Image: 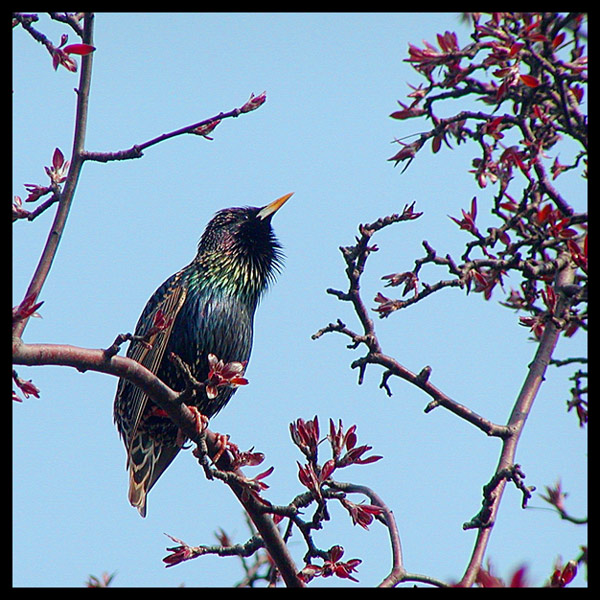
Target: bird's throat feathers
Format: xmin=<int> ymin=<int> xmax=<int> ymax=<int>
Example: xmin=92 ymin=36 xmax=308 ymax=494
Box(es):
xmin=191 ymin=247 xmax=281 ymax=305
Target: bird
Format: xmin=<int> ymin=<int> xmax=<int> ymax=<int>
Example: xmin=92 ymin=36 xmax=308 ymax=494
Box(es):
xmin=114 ymin=192 xmax=293 ymax=517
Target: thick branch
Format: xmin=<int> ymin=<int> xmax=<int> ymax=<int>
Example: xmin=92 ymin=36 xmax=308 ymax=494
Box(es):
xmin=458 ymin=257 xmax=577 ymax=587
xmin=12 ymin=13 xmax=95 ymax=341
xmin=12 ymin=338 xmax=303 ymax=587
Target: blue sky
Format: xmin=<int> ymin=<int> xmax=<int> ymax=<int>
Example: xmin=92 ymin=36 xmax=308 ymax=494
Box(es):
xmin=13 ymin=13 xmax=587 ymax=587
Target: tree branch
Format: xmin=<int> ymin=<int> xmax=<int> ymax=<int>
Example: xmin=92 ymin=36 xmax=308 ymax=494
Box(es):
xmin=458 ymin=257 xmax=577 ymax=587
xmin=314 ymin=213 xmax=510 ymax=439
xmin=12 ymin=13 xmax=95 ymax=341
xmin=80 ymin=92 xmax=267 ymax=163
xmin=12 ymin=338 xmax=303 ymax=587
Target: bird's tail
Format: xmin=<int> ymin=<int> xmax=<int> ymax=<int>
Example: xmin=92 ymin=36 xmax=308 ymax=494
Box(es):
xmin=127 ymin=433 xmax=180 ymax=518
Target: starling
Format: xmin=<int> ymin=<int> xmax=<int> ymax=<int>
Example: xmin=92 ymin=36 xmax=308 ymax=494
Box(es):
xmin=114 ymin=192 xmax=293 ymax=517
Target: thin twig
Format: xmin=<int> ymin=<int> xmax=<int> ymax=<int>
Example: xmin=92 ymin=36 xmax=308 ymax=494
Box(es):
xmin=80 ymin=93 xmax=267 ymax=163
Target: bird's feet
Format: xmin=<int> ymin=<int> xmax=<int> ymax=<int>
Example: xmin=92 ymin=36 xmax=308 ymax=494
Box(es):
xmin=176 ymin=405 xmax=209 ymax=448
xmin=210 ymin=433 xmax=230 ymax=465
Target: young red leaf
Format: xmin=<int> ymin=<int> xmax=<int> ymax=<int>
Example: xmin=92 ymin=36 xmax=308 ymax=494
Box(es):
xmin=493 ymin=67 xmax=512 ymax=78
xmin=320 ymin=459 xmax=336 ymax=481
xmin=240 ymin=91 xmax=266 ymax=113
xmin=389 ymin=106 xmax=425 ymax=119
xmin=499 ymin=201 xmax=518 ymax=212
xmin=536 ymin=203 xmax=552 ymax=225
xmin=345 ymin=425 xmax=357 ymax=450
xmin=520 ymin=74 xmax=540 ymax=88
xmin=528 ymin=33 xmax=548 ymax=42
xmin=570 ymin=84 xmax=584 ymax=104
xmin=63 ymin=43 xmax=96 ymax=56
xmin=552 ymin=32 xmax=566 ymax=49
xmin=13 ymin=293 xmax=44 ymax=321
xmin=190 ymin=119 xmax=221 ymax=139
xmin=14 ymin=377 xmax=41 ymax=399
xmin=52 ymin=147 xmax=65 ymax=170
xmin=509 ymin=42 xmax=525 ymax=57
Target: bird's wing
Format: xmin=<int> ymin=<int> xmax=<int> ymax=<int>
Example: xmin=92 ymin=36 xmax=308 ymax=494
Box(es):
xmin=125 ymin=268 xmax=189 ymax=445
xmin=127 ymin=430 xmax=181 ymax=518
xmin=114 ymin=269 xmax=190 ymax=517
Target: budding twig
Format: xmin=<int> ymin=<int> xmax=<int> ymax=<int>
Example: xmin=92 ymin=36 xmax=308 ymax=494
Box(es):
xmin=80 ymin=92 xmax=267 ymax=163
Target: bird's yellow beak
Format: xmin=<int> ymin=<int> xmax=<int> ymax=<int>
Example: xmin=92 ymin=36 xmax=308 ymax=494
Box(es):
xmin=257 ymin=192 xmax=294 ymax=220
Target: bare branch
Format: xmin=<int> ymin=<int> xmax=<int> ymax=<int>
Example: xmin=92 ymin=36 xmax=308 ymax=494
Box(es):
xmin=12 ymin=13 xmax=95 ymax=341
xmin=458 ymin=258 xmax=577 ymax=587
xmin=80 ymin=92 xmax=267 ymax=163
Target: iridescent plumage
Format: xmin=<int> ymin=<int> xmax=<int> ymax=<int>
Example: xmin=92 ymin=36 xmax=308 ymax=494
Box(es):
xmin=114 ymin=193 xmax=292 ymax=516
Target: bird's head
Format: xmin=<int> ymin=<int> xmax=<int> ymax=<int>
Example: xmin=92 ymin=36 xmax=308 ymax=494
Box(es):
xmin=196 ymin=192 xmax=293 ymax=298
